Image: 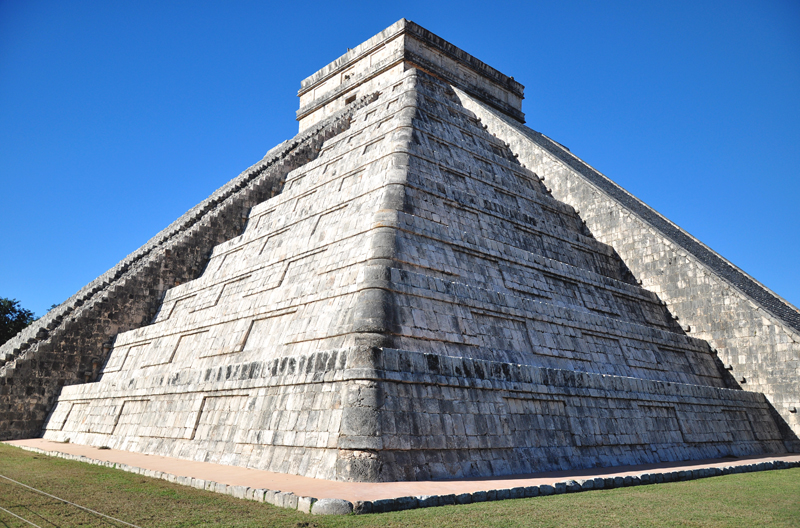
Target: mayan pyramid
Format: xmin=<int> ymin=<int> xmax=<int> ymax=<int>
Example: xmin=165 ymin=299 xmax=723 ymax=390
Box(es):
xmin=1 ymin=20 xmax=798 ymax=482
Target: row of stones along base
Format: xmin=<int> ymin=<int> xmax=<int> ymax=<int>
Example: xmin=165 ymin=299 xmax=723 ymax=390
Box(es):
xmin=13 ymin=445 xmax=797 ymax=516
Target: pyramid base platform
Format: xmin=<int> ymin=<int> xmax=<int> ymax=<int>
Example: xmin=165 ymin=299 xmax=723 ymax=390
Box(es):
xmin=42 ymin=347 xmax=787 ymax=482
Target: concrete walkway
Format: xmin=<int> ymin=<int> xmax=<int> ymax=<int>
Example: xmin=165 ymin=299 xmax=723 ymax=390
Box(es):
xmin=7 ymin=438 xmax=799 ymax=503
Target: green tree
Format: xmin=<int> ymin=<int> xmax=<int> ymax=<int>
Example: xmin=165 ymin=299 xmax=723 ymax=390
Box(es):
xmin=0 ymin=298 xmax=36 ymax=345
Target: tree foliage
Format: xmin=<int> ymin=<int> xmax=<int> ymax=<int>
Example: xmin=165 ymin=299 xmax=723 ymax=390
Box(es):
xmin=0 ymin=298 xmax=36 ymax=345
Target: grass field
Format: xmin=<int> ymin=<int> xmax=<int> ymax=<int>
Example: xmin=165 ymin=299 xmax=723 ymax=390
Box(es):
xmin=0 ymin=444 xmax=797 ymax=528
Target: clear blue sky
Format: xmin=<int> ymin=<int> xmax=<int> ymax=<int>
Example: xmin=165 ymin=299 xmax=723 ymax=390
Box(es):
xmin=1 ymin=0 xmax=798 ymax=317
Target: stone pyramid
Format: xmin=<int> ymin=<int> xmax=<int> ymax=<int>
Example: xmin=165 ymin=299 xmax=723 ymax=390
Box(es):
xmin=2 ymin=20 xmax=797 ymax=482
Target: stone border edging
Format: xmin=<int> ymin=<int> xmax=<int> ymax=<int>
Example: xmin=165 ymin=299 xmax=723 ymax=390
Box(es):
xmin=10 ymin=444 xmax=799 ymax=516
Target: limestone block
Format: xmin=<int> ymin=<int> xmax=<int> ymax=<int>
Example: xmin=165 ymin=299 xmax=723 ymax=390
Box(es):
xmin=416 ymin=495 xmax=439 ymax=508
xmin=471 ymin=491 xmax=488 ymax=502
xmin=230 ymin=486 xmax=249 ymax=499
xmin=539 ymin=485 xmax=555 ymax=496
xmin=494 ymin=489 xmax=510 ymax=501
xmin=395 ymin=496 xmax=418 ymax=510
xmin=439 ymin=494 xmax=456 ymax=505
xmin=455 ymin=493 xmax=473 ymax=504
xmin=275 ymin=492 xmax=298 ymax=510
xmin=297 ymin=496 xmax=317 ymax=513
xmin=509 ymin=487 xmax=525 ymax=499
xmin=312 ymin=498 xmax=354 ymax=515
xmin=371 ymin=498 xmax=397 ymax=513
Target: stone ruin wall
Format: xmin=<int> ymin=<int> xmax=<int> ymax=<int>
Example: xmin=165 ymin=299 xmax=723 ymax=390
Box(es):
xmin=37 ymin=79 xmax=421 ymax=481
xmin=339 ymin=73 xmax=788 ymax=480
xmin=4 ymin=18 xmax=796 ymax=484
xmin=0 ymin=97 xmax=376 ymax=440
xmin=355 ymin=348 xmax=785 ymax=481
xmin=456 ymin=91 xmax=800 ymax=447
xmin=37 ymin=71 xmax=789 ymax=482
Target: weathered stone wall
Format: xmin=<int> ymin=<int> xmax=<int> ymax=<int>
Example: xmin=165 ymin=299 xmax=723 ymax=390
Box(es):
xmin=40 ymin=67 xmax=791 ymax=482
xmin=373 ymin=348 xmax=785 ymax=481
xmin=339 ymin=73 xmax=787 ymax=479
xmin=43 ymin=347 xmax=359 ymax=479
xmin=21 ymin=12 xmax=798 ymax=485
xmin=0 ymin=95 xmax=376 ymax=440
xmin=40 ymin=71 xmax=415 ymax=480
xmin=41 ymin=345 xmax=786 ymax=482
xmin=456 ymin=90 xmax=800 ymax=446
xmin=378 ymin=73 xmax=729 ymax=388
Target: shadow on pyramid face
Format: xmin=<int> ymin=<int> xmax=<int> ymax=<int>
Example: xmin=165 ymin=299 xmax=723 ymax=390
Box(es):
xmin=6 ymin=19 xmax=798 ymax=481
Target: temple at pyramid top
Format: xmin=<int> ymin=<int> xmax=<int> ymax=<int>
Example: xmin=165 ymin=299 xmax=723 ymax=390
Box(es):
xmin=297 ymin=19 xmax=526 ymax=130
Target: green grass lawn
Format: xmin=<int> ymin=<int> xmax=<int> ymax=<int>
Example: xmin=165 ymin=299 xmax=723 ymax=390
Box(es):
xmin=0 ymin=444 xmax=797 ymax=528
